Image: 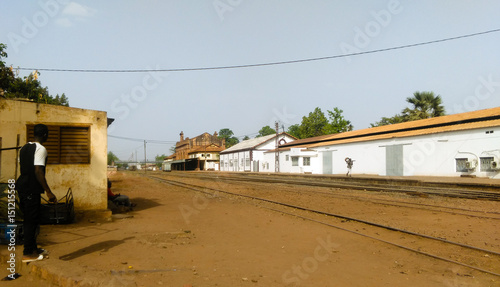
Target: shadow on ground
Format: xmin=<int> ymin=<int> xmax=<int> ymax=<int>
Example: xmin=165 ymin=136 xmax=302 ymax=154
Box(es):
xmin=58 ymin=236 xmax=135 ymax=261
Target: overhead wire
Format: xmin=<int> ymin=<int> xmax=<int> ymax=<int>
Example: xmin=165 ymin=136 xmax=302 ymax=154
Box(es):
xmin=108 ymin=134 xmax=176 ymax=144
xmin=109 ymin=132 xmax=259 ymax=146
xmin=15 ymin=28 xmax=500 ymax=73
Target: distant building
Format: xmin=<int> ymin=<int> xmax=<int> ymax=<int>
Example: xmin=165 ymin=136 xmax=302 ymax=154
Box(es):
xmin=219 ymin=133 xmax=296 ymax=172
xmin=269 ymin=107 xmax=500 ymax=179
xmin=166 ymin=131 xmax=225 ymax=171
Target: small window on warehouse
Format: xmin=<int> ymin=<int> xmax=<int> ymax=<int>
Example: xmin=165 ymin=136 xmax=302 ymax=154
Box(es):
xmin=455 ymin=158 xmax=468 ymax=172
xmin=285 ymin=155 xmax=289 ymax=161
xmin=26 ymin=124 xmax=90 ymax=164
xmin=303 ymin=157 xmax=311 ymax=166
xmin=291 ymin=156 xmax=299 ymax=166
xmin=480 ymin=157 xmax=495 ymax=172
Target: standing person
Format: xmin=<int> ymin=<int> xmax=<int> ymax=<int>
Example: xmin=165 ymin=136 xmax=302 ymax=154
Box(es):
xmin=16 ymin=124 xmax=57 ymax=263
xmin=345 ymin=157 xmax=354 ymax=177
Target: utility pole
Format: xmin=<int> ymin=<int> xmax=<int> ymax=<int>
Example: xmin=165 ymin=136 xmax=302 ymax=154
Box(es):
xmin=275 ymin=122 xmax=279 ymax=173
xmin=144 ymin=140 xmax=147 ymax=173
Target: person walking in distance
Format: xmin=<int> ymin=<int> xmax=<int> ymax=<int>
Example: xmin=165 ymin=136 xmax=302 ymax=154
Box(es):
xmin=345 ymin=157 xmax=354 ymax=177
xmin=17 ymin=124 xmax=57 ymax=263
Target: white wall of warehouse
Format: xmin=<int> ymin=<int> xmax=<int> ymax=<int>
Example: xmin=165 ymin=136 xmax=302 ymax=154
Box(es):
xmin=220 ymin=134 xmax=296 ymax=172
xmin=263 ymin=127 xmax=500 ymax=179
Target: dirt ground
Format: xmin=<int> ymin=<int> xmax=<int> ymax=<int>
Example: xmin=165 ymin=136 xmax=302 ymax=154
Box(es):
xmin=2 ymin=171 xmax=500 ymax=286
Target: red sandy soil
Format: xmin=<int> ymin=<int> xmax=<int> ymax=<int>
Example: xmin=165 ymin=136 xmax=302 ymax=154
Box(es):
xmin=2 ymin=171 xmax=499 ymax=286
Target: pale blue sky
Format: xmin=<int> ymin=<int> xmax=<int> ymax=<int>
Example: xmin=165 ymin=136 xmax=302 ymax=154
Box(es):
xmin=1 ymin=1 xmax=499 ymax=161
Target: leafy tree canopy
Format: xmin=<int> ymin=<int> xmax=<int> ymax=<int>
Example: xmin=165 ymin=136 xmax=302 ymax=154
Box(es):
xmin=107 ymin=151 xmax=120 ymax=166
xmin=257 ymin=126 xmax=276 ymax=137
xmin=324 ymin=107 xmax=353 ymax=134
xmin=298 ymin=107 xmax=329 ymax=138
xmin=286 ymin=107 xmax=353 ymax=139
xmin=218 ymin=128 xmax=239 ymax=148
xmin=404 ymin=91 xmax=445 ymax=120
xmin=371 ymin=91 xmax=445 ymax=127
xmin=287 ymin=124 xmax=301 ymax=139
xmin=0 ymin=43 xmax=69 ymax=106
xmin=155 ymin=154 xmax=168 ymax=167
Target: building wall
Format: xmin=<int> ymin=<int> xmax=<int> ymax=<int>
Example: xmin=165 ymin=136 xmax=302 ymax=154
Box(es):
xmin=271 ymin=127 xmax=500 ymax=179
xmin=273 ymin=148 xmax=321 ymax=174
xmin=175 ymin=132 xmax=224 ymax=160
xmin=220 ymin=151 xmax=251 ymax=172
xmin=0 ymin=99 xmax=108 ymax=210
xmin=220 ymin=134 xmax=296 ymax=172
xmin=189 ymin=152 xmax=221 ymax=170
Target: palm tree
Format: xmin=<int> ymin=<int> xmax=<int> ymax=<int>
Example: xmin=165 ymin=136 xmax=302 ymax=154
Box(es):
xmin=403 ymin=91 xmax=445 ymax=120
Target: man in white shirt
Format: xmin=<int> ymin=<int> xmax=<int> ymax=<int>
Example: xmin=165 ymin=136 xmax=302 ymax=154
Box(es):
xmin=17 ymin=124 xmax=57 ymax=263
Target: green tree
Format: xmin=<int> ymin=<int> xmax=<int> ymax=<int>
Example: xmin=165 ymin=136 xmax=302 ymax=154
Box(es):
xmin=370 ymin=91 xmax=445 ymax=127
xmin=0 ymin=43 xmax=7 ymax=65
xmin=51 ymin=93 xmax=70 ymax=106
xmin=0 ymin=43 xmax=69 ymax=106
xmin=169 ymin=145 xmax=176 ymax=154
xmin=324 ymin=107 xmax=353 ymax=134
xmin=403 ymin=91 xmax=445 ymax=120
xmin=298 ymin=107 xmax=329 ymax=138
xmin=218 ymin=128 xmax=239 ymax=148
xmin=155 ymin=154 xmax=168 ymax=168
xmin=286 ymin=107 xmax=353 ymax=139
xmin=107 ymin=151 xmax=120 ymax=166
xmin=287 ymin=124 xmax=301 ymax=139
xmin=0 ymin=43 xmax=15 ymax=96
xmin=257 ymin=126 xmax=275 ymax=137
xmin=370 ymin=115 xmax=405 ymax=127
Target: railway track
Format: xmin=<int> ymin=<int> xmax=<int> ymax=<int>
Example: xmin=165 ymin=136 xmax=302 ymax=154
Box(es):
xmin=161 ymin=171 xmax=500 ymax=201
xmin=146 ymin=173 xmax=500 ymax=277
xmin=156 ymin=172 xmax=500 ymax=220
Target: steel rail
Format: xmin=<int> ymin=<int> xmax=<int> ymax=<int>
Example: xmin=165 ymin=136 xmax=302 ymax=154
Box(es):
xmin=168 ymin=172 xmax=500 ymax=200
xmin=196 ymin=173 xmax=500 ymax=219
xmin=219 ymin=175 xmax=500 ymax=200
xmin=148 ymin=174 xmax=500 ymax=277
xmin=267 ymin=207 xmax=500 ymax=278
xmin=161 ymin=172 xmax=500 ymax=216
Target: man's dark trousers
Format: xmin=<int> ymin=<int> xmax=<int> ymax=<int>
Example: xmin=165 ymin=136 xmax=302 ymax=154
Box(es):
xmin=19 ymin=191 xmax=41 ymax=255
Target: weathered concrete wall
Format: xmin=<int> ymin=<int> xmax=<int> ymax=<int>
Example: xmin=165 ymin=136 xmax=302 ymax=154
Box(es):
xmin=0 ymin=99 xmax=108 ymax=210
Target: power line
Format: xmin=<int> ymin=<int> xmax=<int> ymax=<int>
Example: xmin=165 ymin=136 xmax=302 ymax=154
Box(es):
xmin=108 ymin=134 xmax=176 ymax=144
xmin=109 ymin=132 xmax=259 ymax=144
xmin=16 ymin=28 xmax=500 ymax=73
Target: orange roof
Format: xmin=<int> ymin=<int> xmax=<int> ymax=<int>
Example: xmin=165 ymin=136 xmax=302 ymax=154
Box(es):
xmin=280 ymin=107 xmax=500 ymax=149
xmin=188 ymin=144 xmax=225 ymax=153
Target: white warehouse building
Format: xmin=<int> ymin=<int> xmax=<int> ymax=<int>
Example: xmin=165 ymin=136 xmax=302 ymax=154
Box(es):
xmin=264 ymin=107 xmax=500 ymax=179
xmin=220 ymin=133 xmax=296 ymax=172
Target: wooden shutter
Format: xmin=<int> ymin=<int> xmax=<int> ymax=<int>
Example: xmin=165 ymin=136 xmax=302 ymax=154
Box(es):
xmin=60 ymin=127 xmax=90 ymax=164
xmin=26 ymin=125 xmax=90 ymax=164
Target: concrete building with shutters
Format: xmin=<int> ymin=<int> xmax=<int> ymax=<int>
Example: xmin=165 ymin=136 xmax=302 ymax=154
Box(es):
xmin=219 ymin=132 xmax=297 ymax=172
xmin=0 ymin=98 xmax=111 ymax=214
xmin=271 ymin=107 xmax=500 ymax=179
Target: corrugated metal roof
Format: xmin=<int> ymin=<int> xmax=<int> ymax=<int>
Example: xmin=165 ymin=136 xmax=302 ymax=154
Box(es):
xmin=220 ymin=134 xmax=276 ymax=154
xmin=220 ymin=133 xmax=298 ymax=154
xmin=281 ymin=106 xmax=500 ymax=149
xmin=304 ymin=119 xmax=500 ymax=149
